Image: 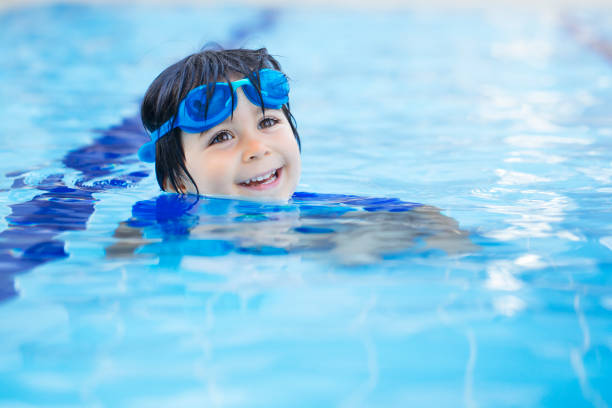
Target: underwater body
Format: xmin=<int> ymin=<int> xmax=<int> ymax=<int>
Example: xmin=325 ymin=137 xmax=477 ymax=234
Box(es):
xmin=0 ymin=3 xmax=612 ymax=407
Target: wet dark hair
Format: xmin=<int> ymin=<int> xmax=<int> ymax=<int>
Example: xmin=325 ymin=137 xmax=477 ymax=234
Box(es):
xmin=140 ymin=47 xmax=300 ymax=194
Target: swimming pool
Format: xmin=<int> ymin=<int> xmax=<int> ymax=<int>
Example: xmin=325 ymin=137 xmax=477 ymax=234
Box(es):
xmin=0 ymin=3 xmax=611 ymax=407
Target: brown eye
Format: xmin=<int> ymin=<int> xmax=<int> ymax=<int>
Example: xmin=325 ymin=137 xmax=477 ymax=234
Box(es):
xmin=259 ymin=117 xmax=279 ymax=129
xmin=210 ymin=131 xmax=233 ymax=145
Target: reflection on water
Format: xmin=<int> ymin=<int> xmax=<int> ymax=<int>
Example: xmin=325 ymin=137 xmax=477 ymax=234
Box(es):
xmin=107 ymin=193 xmax=477 ymax=265
xmin=469 ymin=29 xmax=612 ymax=406
xmin=1 ymin=5 xmax=612 ymax=407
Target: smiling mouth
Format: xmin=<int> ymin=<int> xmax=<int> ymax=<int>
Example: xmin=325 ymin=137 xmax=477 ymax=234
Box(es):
xmin=238 ymin=167 xmax=282 ymax=190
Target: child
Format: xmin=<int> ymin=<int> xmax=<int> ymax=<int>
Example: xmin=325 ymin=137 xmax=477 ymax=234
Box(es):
xmin=139 ymin=47 xmax=301 ymax=201
xmin=118 ymin=47 xmax=477 ymax=263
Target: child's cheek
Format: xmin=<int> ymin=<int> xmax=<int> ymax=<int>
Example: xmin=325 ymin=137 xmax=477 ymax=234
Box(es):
xmin=201 ymin=154 xmax=235 ymax=195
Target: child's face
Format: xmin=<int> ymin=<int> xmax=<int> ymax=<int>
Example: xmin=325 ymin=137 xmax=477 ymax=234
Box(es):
xmin=178 ymin=87 xmax=301 ymax=201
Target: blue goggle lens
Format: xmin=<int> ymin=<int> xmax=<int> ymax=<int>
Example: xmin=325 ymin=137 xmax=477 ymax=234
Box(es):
xmin=242 ymin=70 xmax=289 ymax=108
xmin=185 ymin=84 xmax=232 ymax=122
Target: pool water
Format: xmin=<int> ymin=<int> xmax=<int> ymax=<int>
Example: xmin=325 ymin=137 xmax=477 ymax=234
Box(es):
xmin=1 ymin=4 xmax=611 ymax=407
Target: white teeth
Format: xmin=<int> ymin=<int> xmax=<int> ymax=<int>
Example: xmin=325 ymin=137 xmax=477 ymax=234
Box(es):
xmin=243 ymin=169 xmax=277 ymax=185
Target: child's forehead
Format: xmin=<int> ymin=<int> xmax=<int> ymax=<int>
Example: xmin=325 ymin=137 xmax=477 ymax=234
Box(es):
xmin=227 ymin=71 xmax=248 ymax=81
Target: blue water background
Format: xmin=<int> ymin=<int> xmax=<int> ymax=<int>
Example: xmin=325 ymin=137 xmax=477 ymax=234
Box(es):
xmin=0 ymin=4 xmax=611 ymax=407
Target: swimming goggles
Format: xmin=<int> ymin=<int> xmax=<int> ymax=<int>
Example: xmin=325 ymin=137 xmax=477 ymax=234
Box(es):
xmin=138 ymin=68 xmax=290 ymax=162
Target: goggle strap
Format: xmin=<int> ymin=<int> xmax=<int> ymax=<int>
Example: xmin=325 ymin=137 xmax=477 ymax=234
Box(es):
xmin=150 ymin=116 xmax=175 ymax=142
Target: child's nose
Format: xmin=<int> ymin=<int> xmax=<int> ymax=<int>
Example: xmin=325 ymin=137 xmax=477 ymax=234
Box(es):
xmin=241 ymin=133 xmax=270 ymax=162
